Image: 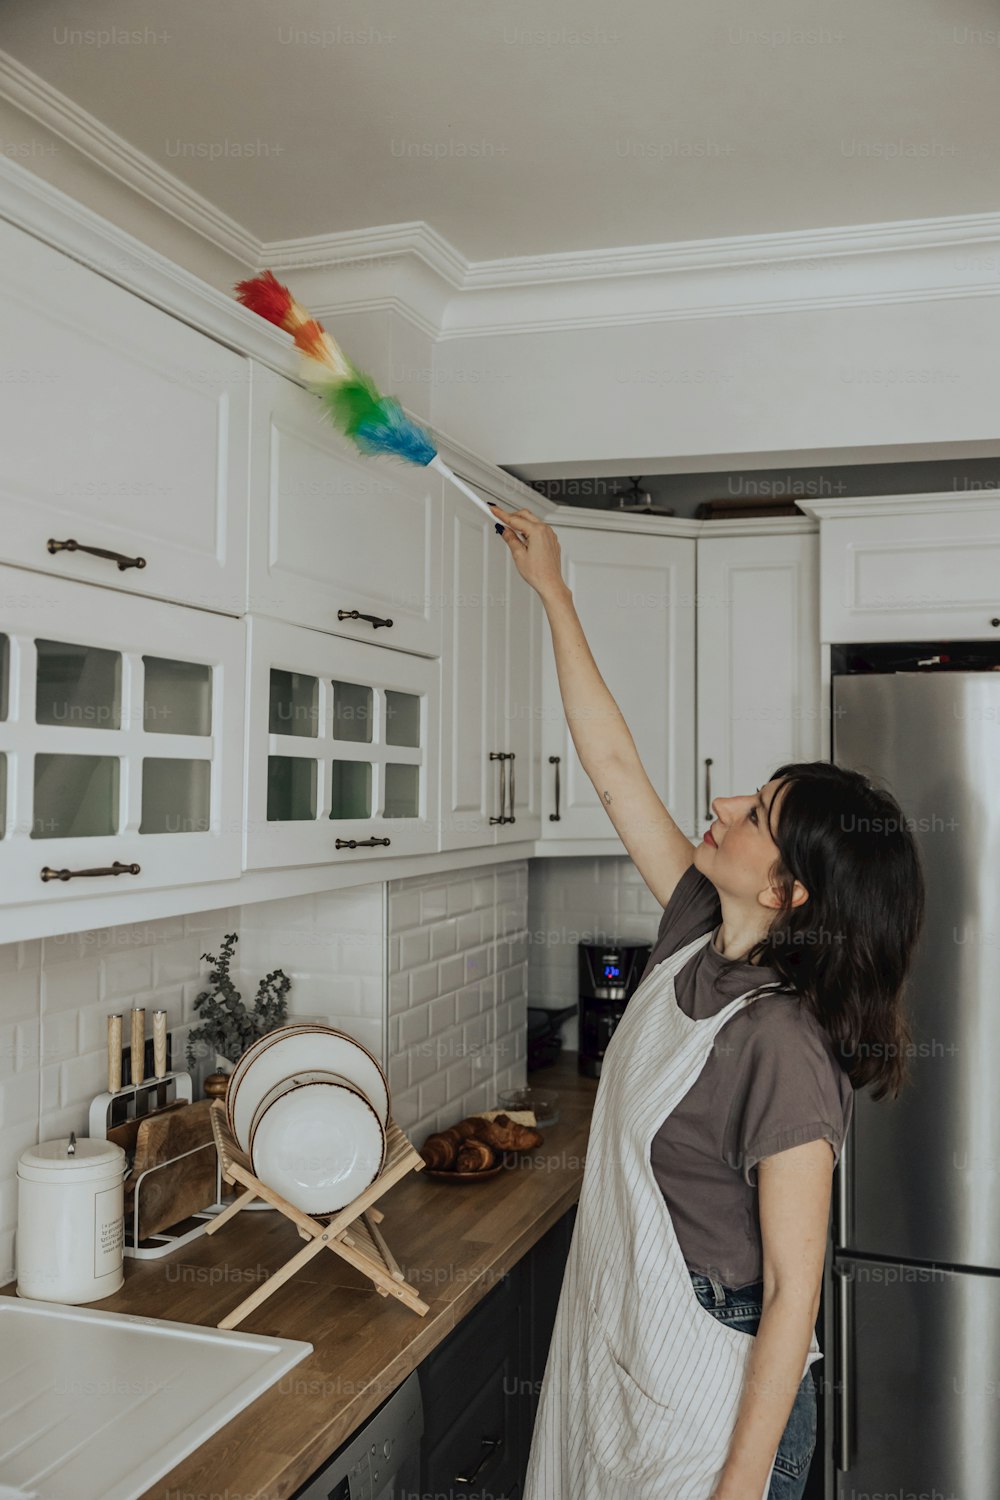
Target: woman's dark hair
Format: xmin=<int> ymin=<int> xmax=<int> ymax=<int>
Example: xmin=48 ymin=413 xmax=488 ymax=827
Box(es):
xmin=718 ymin=761 xmax=926 ymax=1100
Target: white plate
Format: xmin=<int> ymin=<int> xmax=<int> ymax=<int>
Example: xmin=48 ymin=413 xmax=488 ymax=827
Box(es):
xmin=230 ymin=1024 xmax=390 ymax=1153
xmin=226 ymin=1022 xmax=319 ymax=1135
xmin=249 ymin=1073 xmax=386 ymax=1215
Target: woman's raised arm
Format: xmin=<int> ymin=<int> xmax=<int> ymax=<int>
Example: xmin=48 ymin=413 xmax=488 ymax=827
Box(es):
xmin=493 ymin=505 xmax=695 ymax=908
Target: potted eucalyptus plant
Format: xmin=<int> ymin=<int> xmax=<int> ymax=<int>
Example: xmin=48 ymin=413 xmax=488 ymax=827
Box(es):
xmin=186 ymin=932 xmax=291 ymax=1098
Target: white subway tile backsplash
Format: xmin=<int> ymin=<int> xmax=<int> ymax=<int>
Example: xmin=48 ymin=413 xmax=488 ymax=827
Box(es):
xmin=0 ymin=881 xmax=386 ymax=1287
xmin=386 ymin=862 xmax=528 ymax=1143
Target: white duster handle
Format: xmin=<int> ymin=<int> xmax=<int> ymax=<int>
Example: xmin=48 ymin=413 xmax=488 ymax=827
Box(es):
xmin=429 ymin=454 xmax=529 ymax=541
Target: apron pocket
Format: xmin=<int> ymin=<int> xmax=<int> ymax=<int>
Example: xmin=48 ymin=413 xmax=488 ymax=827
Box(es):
xmin=583 ymin=1305 xmax=682 ymax=1482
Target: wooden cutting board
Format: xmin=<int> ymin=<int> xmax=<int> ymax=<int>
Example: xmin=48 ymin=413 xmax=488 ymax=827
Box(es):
xmin=127 ymin=1101 xmax=217 ymax=1241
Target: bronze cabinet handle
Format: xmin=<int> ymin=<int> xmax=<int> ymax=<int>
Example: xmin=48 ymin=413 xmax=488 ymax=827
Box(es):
xmin=335 ymin=837 xmax=391 ymax=850
xmin=454 ymin=1436 xmax=502 ymax=1485
xmin=507 ymin=751 xmax=516 ymax=824
xmin=489 ymin=751 xmax=508 ymax=825
xmin=704 ymin=756 xmax=714 ymax=821
xmin=41 ymin=861 xmax=141 ymax=883
xmin=47 ymin=537 xmax=146 ymax=572
xmin=337 ymin=609 xmax=393 ymax=630
xmin=548 ymin=755 xmax=561 ymax=822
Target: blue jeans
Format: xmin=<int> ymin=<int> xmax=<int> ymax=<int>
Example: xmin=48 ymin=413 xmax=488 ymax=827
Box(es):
xmin=689 ymin=1271 xmax=817 ymax=1500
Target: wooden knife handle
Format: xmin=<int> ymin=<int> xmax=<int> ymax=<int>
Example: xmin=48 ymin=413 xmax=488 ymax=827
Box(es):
xmin=130 ymin=1008 xmax=145 ymax=1085
xmin=153 ymin=1010 xmax=167 ymax=1079
xmin=107 ymin=1014 xmax=123 ymax=1093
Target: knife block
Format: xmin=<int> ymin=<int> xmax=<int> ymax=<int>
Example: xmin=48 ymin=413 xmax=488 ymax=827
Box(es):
xmin=205 ymin=1102 xmax=431 ymax=1329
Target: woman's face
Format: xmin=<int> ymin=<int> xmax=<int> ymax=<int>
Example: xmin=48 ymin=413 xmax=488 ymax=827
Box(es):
xmin=695 ymin=777 xmax=792 ymax=910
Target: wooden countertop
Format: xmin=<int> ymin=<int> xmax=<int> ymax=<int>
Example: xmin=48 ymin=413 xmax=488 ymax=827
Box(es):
xmin=8 ymin=1053 xmax=597 ymax=1500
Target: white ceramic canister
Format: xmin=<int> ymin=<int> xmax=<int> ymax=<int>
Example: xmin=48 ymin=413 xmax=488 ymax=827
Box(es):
xmin=16 ymin=1136 xmax=127 ymax=1303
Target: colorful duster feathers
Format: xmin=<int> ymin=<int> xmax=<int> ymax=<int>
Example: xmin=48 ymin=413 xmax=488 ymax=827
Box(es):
xmin=234 ymin=271 xmax=501 ymax=526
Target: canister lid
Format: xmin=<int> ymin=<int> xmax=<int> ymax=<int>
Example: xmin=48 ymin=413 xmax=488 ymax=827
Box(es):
xmin=18 ymin=1136 xmax=126 ymax=1182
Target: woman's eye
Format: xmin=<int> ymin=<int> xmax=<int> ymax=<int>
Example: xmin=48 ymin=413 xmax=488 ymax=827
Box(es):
xmin=749 ymin=807 xmax=758 ymax=825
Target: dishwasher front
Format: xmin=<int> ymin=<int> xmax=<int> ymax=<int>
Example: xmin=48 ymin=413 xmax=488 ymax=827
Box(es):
xmin=289 ymin=1369 xmax=423 ymax=1500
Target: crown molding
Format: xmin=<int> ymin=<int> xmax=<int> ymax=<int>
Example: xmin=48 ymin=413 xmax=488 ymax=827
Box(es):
xmin=798 ymin=491 xmax=1000 ymax=521
xmin=4 ymin=47 xmax=1000 ymax=343
xmin=0 ymin=50 xmax=260 ymax=264
xmin=0 ymin=154 xmax=295 ymax=375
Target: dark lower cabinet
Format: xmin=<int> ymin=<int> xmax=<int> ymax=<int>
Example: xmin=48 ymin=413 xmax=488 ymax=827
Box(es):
xmin=415 ymin=1205 xmax=576 ymax=1500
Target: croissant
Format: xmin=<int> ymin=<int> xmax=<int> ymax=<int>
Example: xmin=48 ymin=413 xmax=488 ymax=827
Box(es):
xmin=419 ymin=1131 xmax=458 ymax=1170
xmin=471 ymin=1114 xmax=543 ymax=1152
xmin=456 ymin=1138 xmax=497 ymax=1172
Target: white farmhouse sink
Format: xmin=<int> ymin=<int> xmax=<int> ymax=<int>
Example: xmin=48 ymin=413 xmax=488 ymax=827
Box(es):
xmin=0 ymin=1299 xmax=311 ymax=1500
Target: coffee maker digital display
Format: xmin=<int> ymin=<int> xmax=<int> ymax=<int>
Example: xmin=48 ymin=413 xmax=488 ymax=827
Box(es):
xmin=578 ymin=940 xmax=652 ymax=1079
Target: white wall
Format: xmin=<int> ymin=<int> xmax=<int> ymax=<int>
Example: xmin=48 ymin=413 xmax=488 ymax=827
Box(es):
xmin=431 ymin=294 xmax=1000 ymax=469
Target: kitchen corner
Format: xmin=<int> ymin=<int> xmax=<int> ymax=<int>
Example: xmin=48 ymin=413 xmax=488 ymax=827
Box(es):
xmin=2 ymin=1054 xmax=596 ymax=1500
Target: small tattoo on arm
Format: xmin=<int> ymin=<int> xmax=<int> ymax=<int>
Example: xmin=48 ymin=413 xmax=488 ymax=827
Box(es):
xmin=603 ymin=790 xmax=612 ymax=806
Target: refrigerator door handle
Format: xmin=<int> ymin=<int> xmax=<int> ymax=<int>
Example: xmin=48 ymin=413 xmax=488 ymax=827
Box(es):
xmin=836 ymin=1127 xmax=852 ymax=1247
xmin=833 ymin=1262 xmax=853 ymax=1472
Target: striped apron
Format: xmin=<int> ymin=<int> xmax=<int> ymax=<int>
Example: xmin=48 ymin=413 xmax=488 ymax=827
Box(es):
xmin=523 ymin=930 xmax=822 ymax=1500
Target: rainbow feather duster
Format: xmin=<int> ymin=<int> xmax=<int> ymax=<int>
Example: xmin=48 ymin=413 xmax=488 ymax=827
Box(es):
xmin=234 ymin=271 xmax=499 ymax=525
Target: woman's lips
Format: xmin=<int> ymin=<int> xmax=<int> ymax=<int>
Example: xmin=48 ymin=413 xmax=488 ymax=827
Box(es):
xmin=703 ymin=827 xmax=717 ymax=847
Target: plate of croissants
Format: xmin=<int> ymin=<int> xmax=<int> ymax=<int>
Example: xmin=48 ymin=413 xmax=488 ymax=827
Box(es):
xmin=419 ymin=1110 xmax=544 ymax=1180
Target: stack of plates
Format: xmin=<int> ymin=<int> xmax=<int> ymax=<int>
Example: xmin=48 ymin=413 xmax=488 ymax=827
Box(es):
xmin=227 ymin=1024 xmax=390 ymax=1215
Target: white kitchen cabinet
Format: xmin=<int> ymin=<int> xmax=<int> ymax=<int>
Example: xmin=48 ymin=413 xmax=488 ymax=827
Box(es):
xmin=0 ymin=216 xmax=249 ymax=614
xmin=538 ymin=528 xmax=696 ymax=846
xmin=438 ymin=486 xmax=541 ymax=851
xmin=0 ymin=565 xmax=244 ymax=905
xmin=803 ymin=495 xmax=1000 ymax=643
xmin=695 ymin=530 xmax=820 ymax=830
xmin=248 ymin=365 xmax=443 ymax=656
xmin=245 ymin=616 xmax=439 ymax=869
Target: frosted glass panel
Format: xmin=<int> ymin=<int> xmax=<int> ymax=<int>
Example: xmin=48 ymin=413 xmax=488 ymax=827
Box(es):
xmin=332 ymin=682 xmax=372 ymax=744
xmin=32 ymin=753 xmax=119 ymax=838
xmin=140 ymin=758 xmax=211 ymax=834
xmin=385 ymin=691 xmax=420 ymax=748
xmin=267 ymin=756 xmax=317 ymax=821
xmin=269 ymin=670 xmax=318 ymax=738
xmin=330 ymin=760 xmax=371 ymax=819
xmin=0 ymin=635 xmax=8 ymax=721
xmin=36 ymin=640 xmax=121 ymax=730
xmin=144 ymin=657 xmax=212 ymax=736
xmin=384 ymin=763 xmax=419 ymax=818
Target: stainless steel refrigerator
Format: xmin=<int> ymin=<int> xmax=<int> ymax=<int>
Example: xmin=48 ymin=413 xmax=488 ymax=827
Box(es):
xmin=832 ymin=668 xmax=1000 ymax=1500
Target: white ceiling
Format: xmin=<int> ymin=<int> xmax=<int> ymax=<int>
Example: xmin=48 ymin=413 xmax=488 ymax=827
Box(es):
xmin=2 ymin=0 xmax=999 ymax=260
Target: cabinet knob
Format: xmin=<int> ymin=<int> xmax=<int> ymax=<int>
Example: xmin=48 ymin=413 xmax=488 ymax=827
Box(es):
xmin=991 ymin=617 xmax=1000 ymax=628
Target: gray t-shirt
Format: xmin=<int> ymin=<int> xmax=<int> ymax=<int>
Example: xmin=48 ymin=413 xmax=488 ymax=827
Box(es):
xmin=644 ymin=863 xmax=854 ymax=1288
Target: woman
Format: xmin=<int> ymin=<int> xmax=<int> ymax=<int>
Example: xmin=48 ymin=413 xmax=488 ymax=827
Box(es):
xmin=492 ymin=505 xmax=925 ymax=1500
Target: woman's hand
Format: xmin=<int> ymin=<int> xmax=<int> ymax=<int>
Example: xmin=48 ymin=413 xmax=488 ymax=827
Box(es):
xmin=490 ymin=505 xmax=568 ymax=603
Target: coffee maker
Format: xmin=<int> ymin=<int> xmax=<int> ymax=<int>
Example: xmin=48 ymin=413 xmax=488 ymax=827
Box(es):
xmin=578 ymin=940 xmax=652 ymax=1078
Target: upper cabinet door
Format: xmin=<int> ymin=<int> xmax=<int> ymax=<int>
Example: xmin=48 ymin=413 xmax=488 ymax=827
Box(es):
xmin=539 ymin=529 xmax=696 ymax=845
xmin=248 ymin=365 xmax=443 ymax=656
xmin=438 ymin=493 xmax=502 ymax=850
xmin=245 ymin=616 xmax=440 ymax=870
xmin=0 ymin=565 xmax=244 ymax=914
xmin=496 ymin=544 xmax=542 ymax=844
xmin=695 ymin=531 xmax=820 ymax=832
xmin=0 ymin=218 xmax=249 ymax=613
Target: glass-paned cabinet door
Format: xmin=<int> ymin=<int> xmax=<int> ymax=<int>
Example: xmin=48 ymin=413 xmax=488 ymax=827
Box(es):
xmin=245 ymin=617 xmax=439 ymax=869
xmin=0 ymin=565 xmax=244 ymax=909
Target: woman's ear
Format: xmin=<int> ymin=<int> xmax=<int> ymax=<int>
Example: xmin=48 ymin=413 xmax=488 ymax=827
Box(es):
xmin=759 ymin=877 xmax=809 ymax=911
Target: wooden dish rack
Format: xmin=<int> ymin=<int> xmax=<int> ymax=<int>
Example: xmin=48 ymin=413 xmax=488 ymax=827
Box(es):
xmin=206 ymin=1101 xmax=431 ymax=1329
